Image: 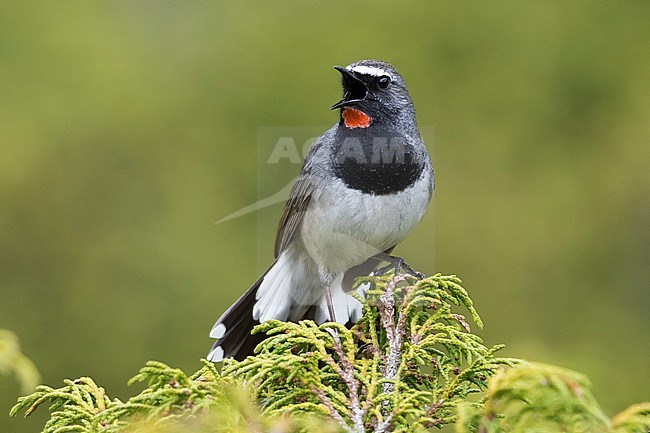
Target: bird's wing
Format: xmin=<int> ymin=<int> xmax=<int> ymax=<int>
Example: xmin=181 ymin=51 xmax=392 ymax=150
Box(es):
xmin=274 ymin=174 xmax=314 ymax=257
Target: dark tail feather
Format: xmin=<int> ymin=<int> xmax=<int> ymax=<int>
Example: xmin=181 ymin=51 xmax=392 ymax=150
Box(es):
xmin=208 ymin=246 xmax=393 ymax=361
xmin=207 ymin=276 xmax=266 ymax=362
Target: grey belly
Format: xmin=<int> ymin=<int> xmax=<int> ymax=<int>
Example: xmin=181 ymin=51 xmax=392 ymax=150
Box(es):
xmin=300 ymin=170 xmax=431 ymax=274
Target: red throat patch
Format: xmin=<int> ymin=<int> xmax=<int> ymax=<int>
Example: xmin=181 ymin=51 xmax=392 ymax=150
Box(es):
xmin=342 ymin=107 xmax=372 ymax=129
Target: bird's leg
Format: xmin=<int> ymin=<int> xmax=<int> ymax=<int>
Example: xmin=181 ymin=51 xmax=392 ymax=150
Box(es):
xmin=318 ymin=268 xmax=337 ymax=322
xmin=391 ymin=256 xmax=426 ymax=279
xmin=373 ymin=253 xmax=425 ymax=279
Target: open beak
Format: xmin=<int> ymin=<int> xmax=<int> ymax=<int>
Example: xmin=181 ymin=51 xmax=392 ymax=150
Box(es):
xmin=331 ymin=66 xmax=368 ymax=110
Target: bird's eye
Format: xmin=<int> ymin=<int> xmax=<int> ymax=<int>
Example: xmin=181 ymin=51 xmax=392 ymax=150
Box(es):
xmin=377 ymin=75 xmax=391 ymax=90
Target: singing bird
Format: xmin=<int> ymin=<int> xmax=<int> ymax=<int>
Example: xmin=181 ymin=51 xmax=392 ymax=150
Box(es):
xmin=208 ymin=60 xmax=434 ymax=361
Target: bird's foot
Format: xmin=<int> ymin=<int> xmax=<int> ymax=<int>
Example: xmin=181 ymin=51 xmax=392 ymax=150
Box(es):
xmin=375 ymin=255 xmax=425 ymax=279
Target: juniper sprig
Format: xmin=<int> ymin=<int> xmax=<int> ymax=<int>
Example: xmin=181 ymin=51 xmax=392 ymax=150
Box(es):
xmin=223 ymin=273 xmax=515 ymax=433
xmin=9 ymin=272 xmax=649 ymax=433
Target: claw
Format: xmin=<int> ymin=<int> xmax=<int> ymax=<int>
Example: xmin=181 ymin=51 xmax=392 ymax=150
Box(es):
xmin=373 ymin=255 xmax=425 ymax=279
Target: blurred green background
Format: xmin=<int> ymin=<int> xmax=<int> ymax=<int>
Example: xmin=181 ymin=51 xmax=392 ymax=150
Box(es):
xmin=1 ymin=2 xmax=648 ymax=431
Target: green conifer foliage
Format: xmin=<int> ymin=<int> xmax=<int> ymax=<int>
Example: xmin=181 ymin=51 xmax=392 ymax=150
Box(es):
xmin=9 ymin=273 xmax=649 ymax=432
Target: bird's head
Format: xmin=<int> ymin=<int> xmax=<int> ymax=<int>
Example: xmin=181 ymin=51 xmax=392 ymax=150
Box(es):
xmin=331 ymin=60 xmax=414 ymax=129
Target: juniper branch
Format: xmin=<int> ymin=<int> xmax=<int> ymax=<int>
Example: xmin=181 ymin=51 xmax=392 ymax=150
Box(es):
xmin=10 ymin=272 xmax=648 ymax=433
xmin=0 ymin=329 xmax=41 ymax=393
xmin=227 ymin=272 xmax=515 ymax=432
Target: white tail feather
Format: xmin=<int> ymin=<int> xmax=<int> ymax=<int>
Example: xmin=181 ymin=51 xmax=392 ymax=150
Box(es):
xmin=314 ymin=276 xmax=369 ymax=324
xmin=207 ymin=346 xmax=224 ymax=362
xmin=253 ymin=247 xmax=296 ymax=322
xmin=209 ymin=323 xmax=226 ymax=339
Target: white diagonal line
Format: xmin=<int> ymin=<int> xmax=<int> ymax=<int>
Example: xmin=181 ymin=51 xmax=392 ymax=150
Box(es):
xmin=215 ymin=178 xmax=296 ymax=224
